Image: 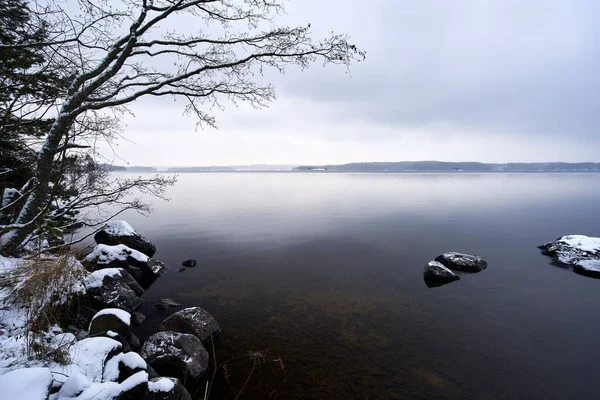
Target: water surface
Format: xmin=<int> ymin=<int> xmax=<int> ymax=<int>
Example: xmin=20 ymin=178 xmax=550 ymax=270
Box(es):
xmin=120 ymin=173 xmax=600 ymax=399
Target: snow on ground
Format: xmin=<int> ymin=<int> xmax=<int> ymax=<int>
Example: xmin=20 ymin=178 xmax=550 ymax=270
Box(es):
xmin=0 ymin=367 xmax=53 ymax=400
xmin=0 ymin=255 xmax=155 ymax=399
xmin=85 ymin=244 xmax=149 ymax=264
xmin=91 ymin=308 xmax=131 ymax=326
xmin=103 ymin=221 xmax=137 ymax=237
xmin=558 ymin=235 xmax=600 ymax=254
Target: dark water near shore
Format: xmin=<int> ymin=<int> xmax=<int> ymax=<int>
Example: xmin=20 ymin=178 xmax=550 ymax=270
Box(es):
xmin=121 ymin=173 xmax=600 ymax=399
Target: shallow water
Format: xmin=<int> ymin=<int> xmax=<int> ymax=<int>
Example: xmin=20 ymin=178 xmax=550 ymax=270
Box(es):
xmin=119 ymin=173 xmax=600 ymax=399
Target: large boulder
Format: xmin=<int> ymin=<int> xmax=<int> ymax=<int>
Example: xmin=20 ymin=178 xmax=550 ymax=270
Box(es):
xmin=84 ymin=269 xmax=144 ymax=312
xmin=146 ymin=377 xmax=192 ymax=400
xmin=424 ymin=260 xmax=460 ymax=288
xmin=159 ymin=307 xmax=220 ymax=344
xmin=89 ymin=308 xmax=131 ymax=337
xmin=540 ymin=235 xmax=600 ymax=279
xmin=85 ymin=244 xmax=166 ymax=288
xmin=95 ymin=220 xmax=156 ymax=257
xmin=140 ymin=331 xmax=209 ymax=381
xmin=435 ymin=252 xmax=487 ymax=273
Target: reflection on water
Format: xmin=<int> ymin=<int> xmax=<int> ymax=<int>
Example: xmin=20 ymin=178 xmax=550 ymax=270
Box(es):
xmin=118 ymin=173 xmax=600 ymax=399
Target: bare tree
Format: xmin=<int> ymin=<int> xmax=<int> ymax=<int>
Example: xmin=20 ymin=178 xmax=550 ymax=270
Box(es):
xmin=0 ymin=0 xmax=365 ymax=255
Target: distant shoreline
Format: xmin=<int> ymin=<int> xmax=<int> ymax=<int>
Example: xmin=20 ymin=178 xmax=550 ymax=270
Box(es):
xmin=105 ymin=161 xmax=600 ymax=173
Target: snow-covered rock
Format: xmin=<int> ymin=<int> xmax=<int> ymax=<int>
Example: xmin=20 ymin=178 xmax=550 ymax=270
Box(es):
xmin=424 ymin=260 xmax=460 ymax=288
xmin=435 ymin=252 xmax=488 ymax=273
xmin=140 ymin=331 xmax=209 ymax=381
xmin=89 ymin=309 xmax=131 ymax=337
xmin=103 ymin=351 xmax=147 ymax=383
xmin=146 ymin=377 xmax=192 ymax=400
xmin=539 ymin=235 xmax=600 ymax=279
xmin=159 ymin=307 xmax=220 ymax=344
xmin=85 ymin=244 xmax=166 ymax=288
xmin=94 ymin=221 xmax=156 ymax=257
xmin=68 ymin=337 xmax=122 ymax=383
xmin=85 ymin=269 xmax=143 ymax=313
xmin=0 ymin=367 xmax=53 ymax=400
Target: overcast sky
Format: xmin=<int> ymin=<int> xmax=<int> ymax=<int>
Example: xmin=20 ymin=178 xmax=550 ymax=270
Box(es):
xmin=101 ymin=0 xmax=600 ymax=166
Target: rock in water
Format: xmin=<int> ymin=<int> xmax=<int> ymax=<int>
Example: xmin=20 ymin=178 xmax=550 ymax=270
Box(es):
xmin=435 ymin=252 xmax=488 ymax=273
xmin=424 ymin=261 xmax=460 ymax=288
xmin=95 ymin=220 xmax=157 ymax=257
xmin=181 ymin=258 xmax=197 ymax=268
xmin=140 ymin=331 xmax=209 ymax=380
xmin=159 ymin=306 xmax=220 ymax=343
xmin=539 ymin=235 xmax=600 ymax=279
xmin=85 ymin=244 xmax=166 ymax=288
xmin=85 ymin=269 xmax=144 ymax=312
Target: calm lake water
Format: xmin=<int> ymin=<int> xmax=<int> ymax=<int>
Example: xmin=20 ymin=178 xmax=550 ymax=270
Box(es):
xmin=117 ymin=173 xmax=600 ymax=399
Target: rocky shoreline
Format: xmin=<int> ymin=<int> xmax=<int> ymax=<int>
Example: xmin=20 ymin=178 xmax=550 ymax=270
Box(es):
xmin=0 ymin=220 xmax=221 ymax=399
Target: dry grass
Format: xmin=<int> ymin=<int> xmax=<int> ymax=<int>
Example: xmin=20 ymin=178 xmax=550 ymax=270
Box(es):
xmin=0 ymin=251 xmax=85 ymax=361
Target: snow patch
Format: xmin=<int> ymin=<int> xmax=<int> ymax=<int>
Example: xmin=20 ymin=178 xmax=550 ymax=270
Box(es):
xmin=148 ymin=377 xmax=176 ymax=393
xmin=68 ymin=337 xmax=122 ymax=382
xmin=558 ymin=235 xmax=600 ymax=254
xmin=103 ymin=352 xmax=147 ymax=382
xmin=0 ymin=367 xmax=53 ymax=400
xmin=103 ymin=221 xmax=137 ymax=237
xmin=576 ymin=259 xmax=600 ymax=272
xmin=83 ymin=268 xmax=122 ymax=288
xmin=85 ymin=244 xmax=149 ymax=264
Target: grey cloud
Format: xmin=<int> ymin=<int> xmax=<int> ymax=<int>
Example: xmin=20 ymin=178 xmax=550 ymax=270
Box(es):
xmin=267 ymin=0 xmax=600 ymax=141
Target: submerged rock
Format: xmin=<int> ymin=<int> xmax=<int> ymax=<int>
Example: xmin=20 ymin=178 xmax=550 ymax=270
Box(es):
xmin=155 ymin=298 xmax=181 ymax=310
xmin=539 ymin=235 xmax=600 ymax=279
xmin=435 ymin=252 xmax=487 ymax=273
xmin=95 ymin=220 xmax=157 ymax=257
xmin=424 ymin=260 xmax=460 ymax=288
xmin=159 ymin=306 xmax=220 ymax=344
xmin=140 ymin=331 xmax=209 ymax=381
xmin=181 ymin=258 xmax=197 ymax=268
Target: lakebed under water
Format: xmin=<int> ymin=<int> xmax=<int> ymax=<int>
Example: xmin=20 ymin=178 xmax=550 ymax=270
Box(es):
xmin=115 ymin=173 xmax=600 ymax=399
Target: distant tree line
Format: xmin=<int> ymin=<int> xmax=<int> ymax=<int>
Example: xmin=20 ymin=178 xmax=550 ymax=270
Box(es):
xmin=294 ymin=162 xmax=600 ymax=173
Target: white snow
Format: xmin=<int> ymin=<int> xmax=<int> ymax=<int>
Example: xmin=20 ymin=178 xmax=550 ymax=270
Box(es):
xmin=85 ymin=244 xmax=149 ymax=264
xmin=558 ymin=235 xmax=600 ymax=254
xmin=68 ymin=337 xmax=122 ymax=382
xmin=91 ymin=308 xmax=131 ymax=327
xmin=103 ymin=221 xmax=137 ymax=237
xmin=0 ymin=367 xmax=53 ymax=400
xmin=1 ymin=188 xmax=20 ymax=208
xmin=103 ymin=352 xmax=147 ymax=382
xmin=83 ymin=268 xmax=122 ymax=288
xmin=427 ymin=260 xmax=454 ymax=274
xmin=576 ymin=259 xmax=600 ymax=272
xmin=0 ymin=257 xmax=153 ymax=400
xmin=55 ymin=371 xmax=92 ymax=398
xmin=148 ymin=377 xmax=176 ymax=393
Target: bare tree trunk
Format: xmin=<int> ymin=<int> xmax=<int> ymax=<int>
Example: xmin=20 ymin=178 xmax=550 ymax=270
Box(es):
xmin=1 ymin=111 xmax=71 ymax=254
